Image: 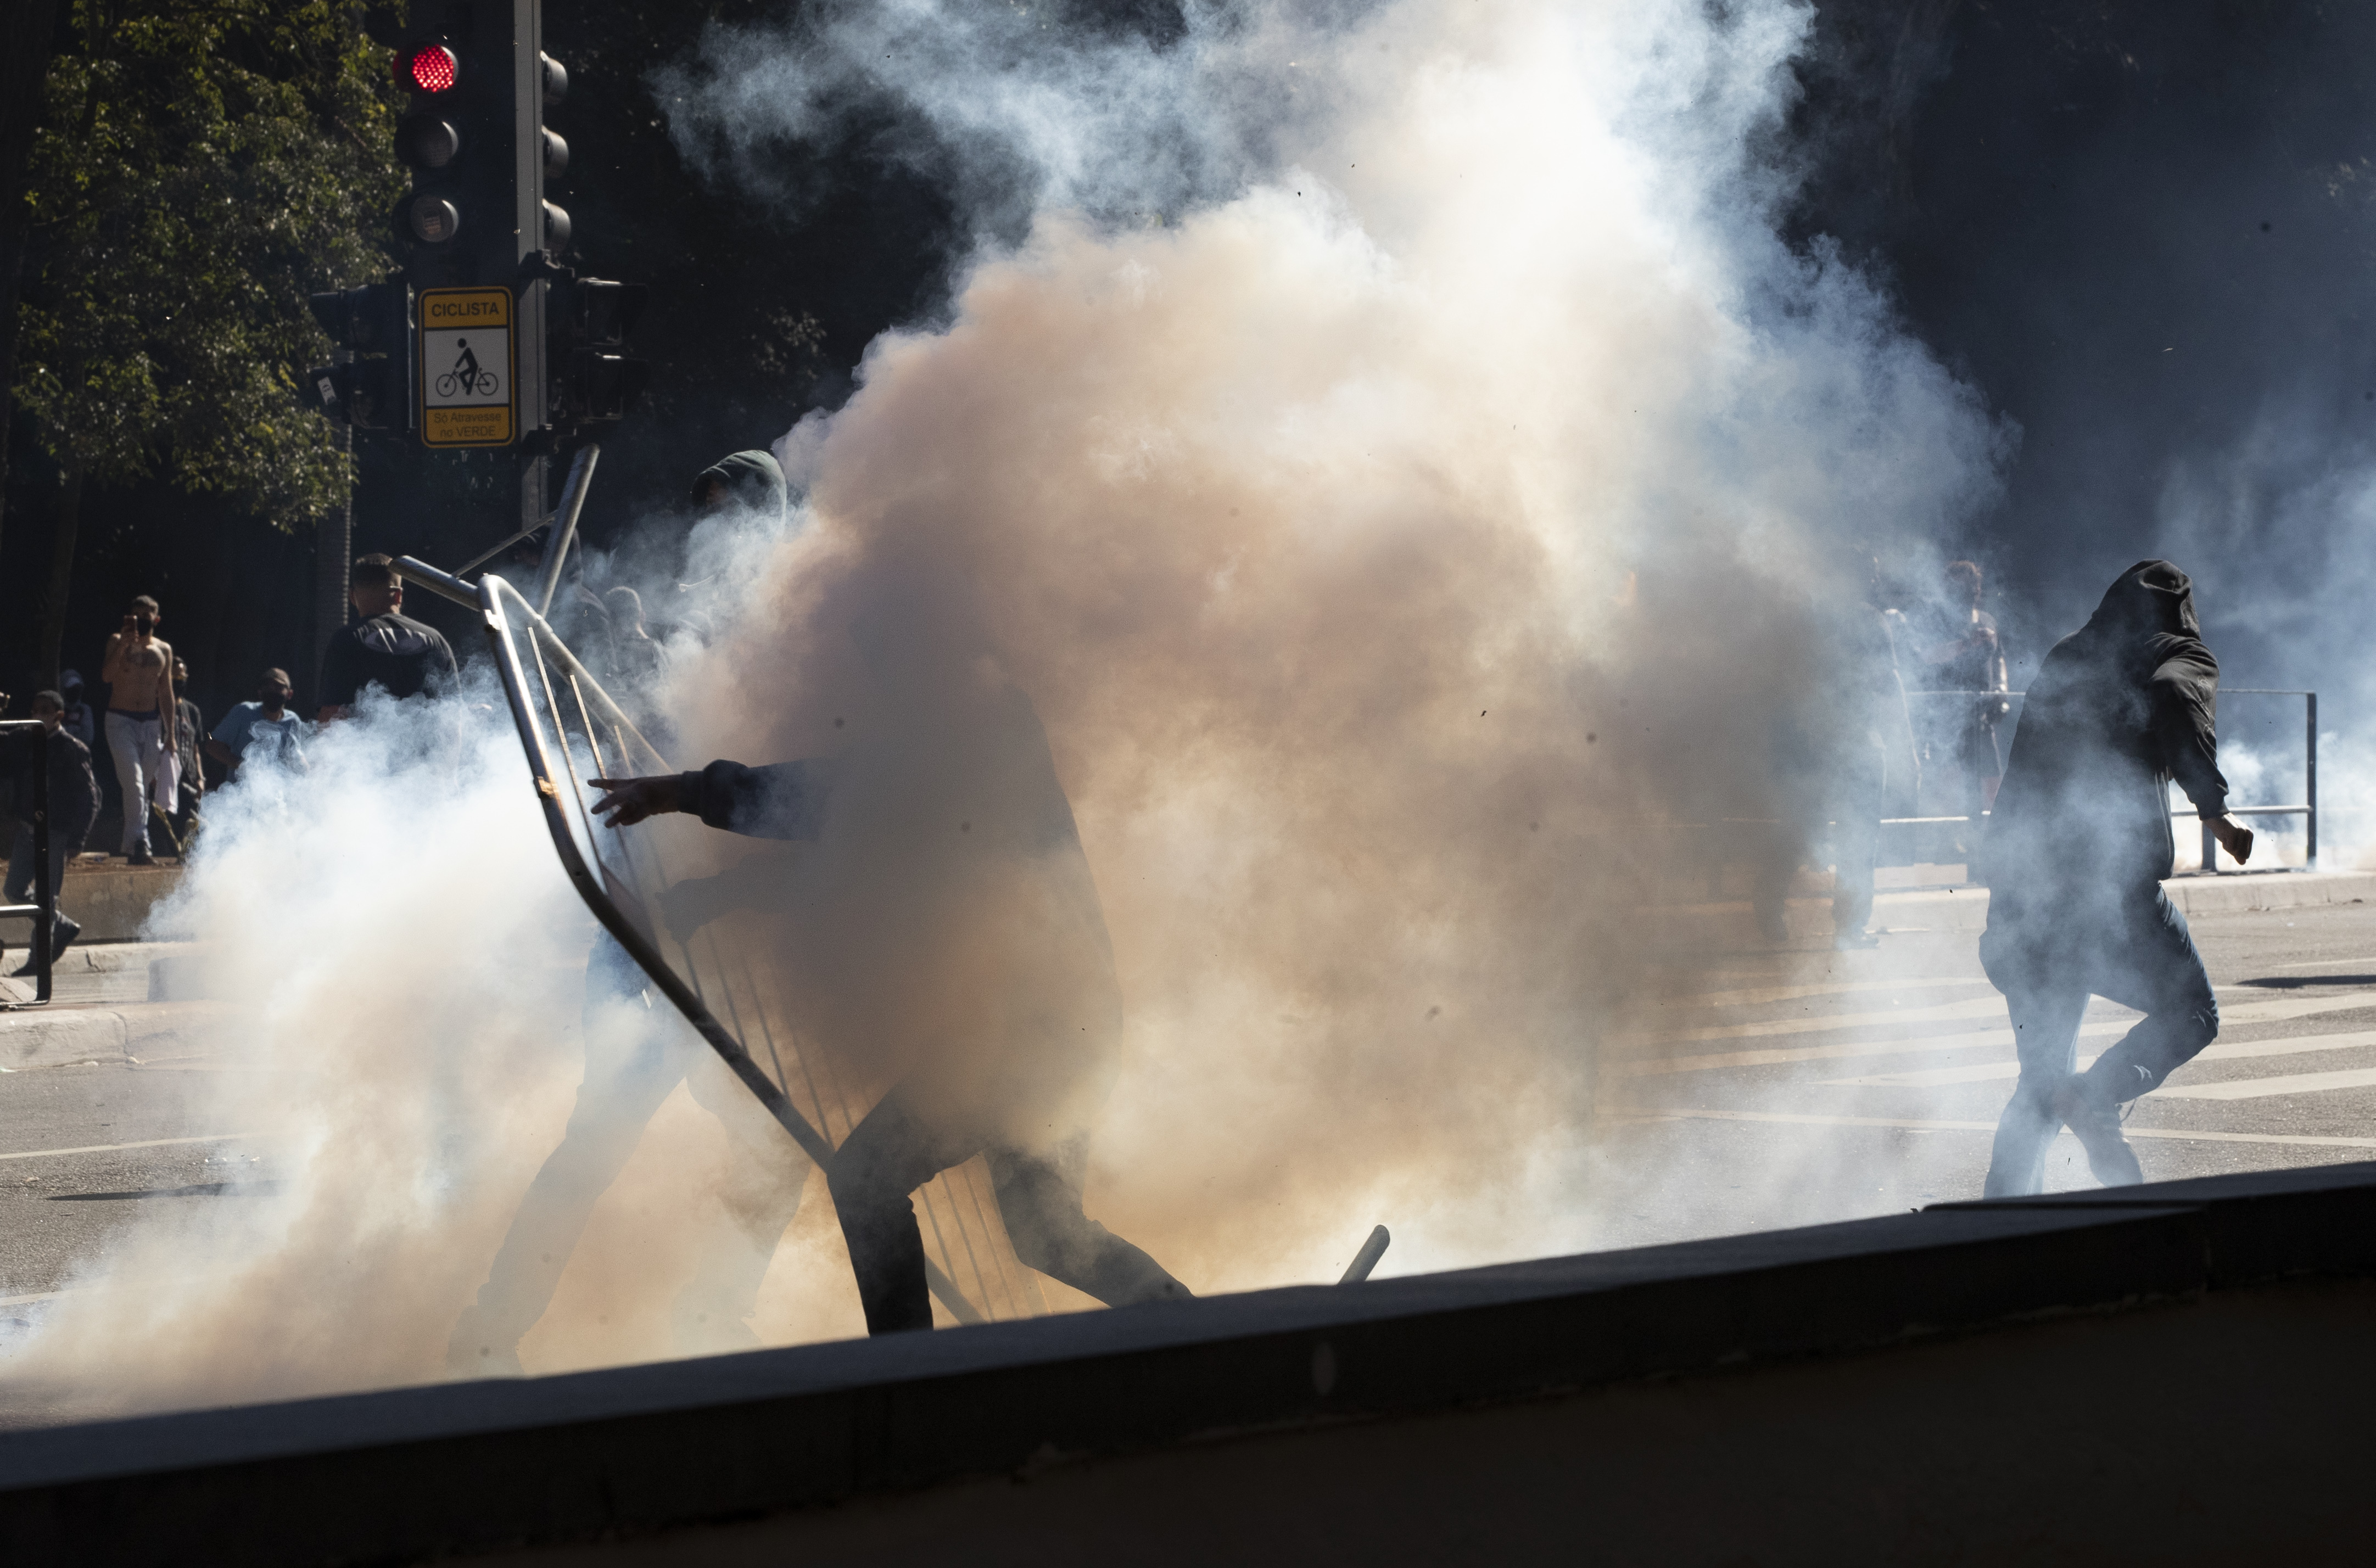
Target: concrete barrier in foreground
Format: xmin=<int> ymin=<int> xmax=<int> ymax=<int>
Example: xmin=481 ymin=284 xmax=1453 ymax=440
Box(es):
xmin=3 ymin=1163 xmax=2371 ymax=1565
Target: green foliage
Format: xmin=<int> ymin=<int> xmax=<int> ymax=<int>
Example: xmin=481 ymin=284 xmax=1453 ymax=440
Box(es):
xmin=15 ymin=0 xmax=406 ymax=527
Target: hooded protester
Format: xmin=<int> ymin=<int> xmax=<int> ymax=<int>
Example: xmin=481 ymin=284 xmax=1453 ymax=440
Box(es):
xmin=689 ymin=449 xmax=789 ymax=522
xmin=1978 ymin=561 xmax=2253 ymax=1194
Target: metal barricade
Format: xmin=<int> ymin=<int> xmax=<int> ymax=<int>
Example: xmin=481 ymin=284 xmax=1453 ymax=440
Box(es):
xmin=0 ymin=719 xmax=58 ymax=1005
xmin=1893 ymin=686 xmax=2318 ymax=874
xmin=397 ymin=556 xmax=1042 ymax=1328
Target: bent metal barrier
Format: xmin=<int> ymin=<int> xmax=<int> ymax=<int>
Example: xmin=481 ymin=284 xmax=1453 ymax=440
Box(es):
xmin=395 ymin=558 xmax=1042 ymax=1328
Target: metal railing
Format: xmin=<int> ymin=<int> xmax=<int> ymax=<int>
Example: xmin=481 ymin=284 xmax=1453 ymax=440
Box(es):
xmin=1889 ymin=686 xmax=2318 ymax=874
xmin=0 ymin=719 xmax=57 ymax=1004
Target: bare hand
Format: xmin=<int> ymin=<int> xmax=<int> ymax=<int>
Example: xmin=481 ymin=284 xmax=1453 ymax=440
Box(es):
xmin=589 ymin=775 xmax=684 ymax=828
xmin=2212 ymin=815 xmax=2255 ymax=866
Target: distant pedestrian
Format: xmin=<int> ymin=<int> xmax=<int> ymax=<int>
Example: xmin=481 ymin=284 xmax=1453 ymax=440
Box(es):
xmin=601 ymin=587 xmax=663 ymax=686
xmin=1980 ymin=561 xmax=2252 ymax=1195
xmin=170 ymin=658 xmax=206 ymax=846
xmin=54 ymin=670 xmax=94 ymax=751
xmin=207 ymin=669 xmax=308 ymax=780
xmin=318 ymin=556 xmax=460 ymax=723
xmin=1918 ymin=560 xmax=2010 ymax=856
xmin=98 ymin=595 xmax=179 ymax=865
xmin=5 ymin=691 xmax=99 ymax=973
xmin=1754 ymin=554 xmax=1920 ymax=950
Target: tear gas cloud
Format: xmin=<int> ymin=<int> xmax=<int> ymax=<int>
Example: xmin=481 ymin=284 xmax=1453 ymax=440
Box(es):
xmin=3 ymin=0 xmax=2009 ymax=1413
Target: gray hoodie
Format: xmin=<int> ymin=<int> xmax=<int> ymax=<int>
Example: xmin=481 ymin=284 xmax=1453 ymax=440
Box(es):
xmin=689 ymin=450 xmax=789 ymax=522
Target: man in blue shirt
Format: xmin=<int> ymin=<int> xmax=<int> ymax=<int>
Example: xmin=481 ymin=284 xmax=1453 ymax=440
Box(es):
xmin=206 ymin=669 xmax=307 ymax=780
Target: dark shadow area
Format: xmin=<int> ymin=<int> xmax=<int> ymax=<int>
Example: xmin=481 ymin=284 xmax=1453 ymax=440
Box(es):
xmin=2238 ymin=975 xmax=2376 ymax=989
xmin=48 ymin=1183 xmax=283 ymax=1203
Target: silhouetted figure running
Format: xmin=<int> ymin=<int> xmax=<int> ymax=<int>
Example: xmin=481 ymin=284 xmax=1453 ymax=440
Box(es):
xmin=590 ymin=663 xmax=1190 ymax=1335
xmin=1979 ymin=561 xmax=2254 ymax=1194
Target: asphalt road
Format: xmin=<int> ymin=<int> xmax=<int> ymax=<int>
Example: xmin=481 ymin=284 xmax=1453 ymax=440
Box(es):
xmin=1587 ymin=897 xmax=2376 ymax=1245
xmin=3 ymin=901 xmax=2374 ymax=1315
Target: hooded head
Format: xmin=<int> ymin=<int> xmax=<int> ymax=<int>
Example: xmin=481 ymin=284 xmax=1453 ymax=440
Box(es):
xmin=690 ymin=450 xmax=789 ymax=523
xmin=2086 ymin=559 xmax=2201 ymax=643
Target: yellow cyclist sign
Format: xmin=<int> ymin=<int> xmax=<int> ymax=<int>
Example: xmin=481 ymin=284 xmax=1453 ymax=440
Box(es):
xmin=418 ymin=287 xmax=516 ymax=447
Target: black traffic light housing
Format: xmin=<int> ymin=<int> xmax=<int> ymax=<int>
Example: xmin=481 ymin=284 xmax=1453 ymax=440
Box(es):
xmin=391 ymin=1 xmax=573 ymax=445
xmin=549 ymin=277 xmax=651 ymax=433
xmin=305 ymin=282 xmax=412 ymax=432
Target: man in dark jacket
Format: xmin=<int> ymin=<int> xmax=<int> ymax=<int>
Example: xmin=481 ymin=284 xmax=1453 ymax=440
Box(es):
xmin=318 ymin=555 xmax=460 ymax=722
xmin=1978 ymin=561 xmax=2253 ymax=1194
xmin=6 ymin=691 xmax=100 ymax=971
xmin=588 ymin=665 xmax=1191 ymax=1336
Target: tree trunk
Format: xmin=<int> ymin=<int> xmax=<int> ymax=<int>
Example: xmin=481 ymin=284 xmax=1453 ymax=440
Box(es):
xmin=37 ymin=460 xmax=81 ymax=688
xmin=311 ymin=415 xmax=351 ymax=707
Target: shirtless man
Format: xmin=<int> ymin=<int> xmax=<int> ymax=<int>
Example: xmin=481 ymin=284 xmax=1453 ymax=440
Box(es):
xmin=98 ymin=595 xmax=179 ymax=865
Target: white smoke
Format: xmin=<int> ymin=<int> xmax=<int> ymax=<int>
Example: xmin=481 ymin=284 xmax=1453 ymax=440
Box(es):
xmin=1 ymin=0 xmax=2011 ymax=1416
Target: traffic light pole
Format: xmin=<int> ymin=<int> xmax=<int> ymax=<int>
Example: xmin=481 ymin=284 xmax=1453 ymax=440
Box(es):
xmin=536 ymin=445 xmax=599 ymax=615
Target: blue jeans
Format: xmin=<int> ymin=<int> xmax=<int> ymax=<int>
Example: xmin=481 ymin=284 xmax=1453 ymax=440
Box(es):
xmin=1979 ymin=884 xmax=2218 ymax=1196
xmin=5 ymin=823 xmax=85 ymax=947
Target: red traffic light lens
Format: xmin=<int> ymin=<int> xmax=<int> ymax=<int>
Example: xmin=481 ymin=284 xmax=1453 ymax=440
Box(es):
xmin=406 ymin=46 xmax=457 ymax=94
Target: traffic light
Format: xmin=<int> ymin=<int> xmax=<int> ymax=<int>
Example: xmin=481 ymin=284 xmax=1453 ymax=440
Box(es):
xmin=390 ymin=1 xmax=573 ymax=446
xmin=305 ymin=282 xmax=411 ymax=432
xmin=549 ymin=278 xmax=651 ymax=433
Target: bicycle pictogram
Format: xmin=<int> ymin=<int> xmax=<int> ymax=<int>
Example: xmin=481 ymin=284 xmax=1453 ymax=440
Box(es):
xmin=435 ymin=337 xmax=501 ymax=400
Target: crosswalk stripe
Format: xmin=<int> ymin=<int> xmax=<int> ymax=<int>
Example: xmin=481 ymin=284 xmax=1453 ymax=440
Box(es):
xmin=2155 ymin=1066 xmax=2376 ymax=1101
xmin=1606 ymin=1107 xmax=2376 ymax=1150
xmin=1622 ymin=994 xmax=2012 ymax=1046
xmin=1658 ymin=976 xmax=1996 ymax=1010
xmin=1617 ymin=991 xmax=2376 ymax=1077
xmin=1821 ymin=1030 xmax=2376 ymax=1089
xmin=0 ymin=1133 xmax=255 ymax=1163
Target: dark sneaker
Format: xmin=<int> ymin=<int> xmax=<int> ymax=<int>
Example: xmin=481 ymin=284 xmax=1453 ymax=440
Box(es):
xmin=9 ymin=923 xmax=72 ymax=977
xmin=126 ymin=849 xmax=156 ymax=867
xmin=2051 ymin=1076 xmax=2144 ymax=1188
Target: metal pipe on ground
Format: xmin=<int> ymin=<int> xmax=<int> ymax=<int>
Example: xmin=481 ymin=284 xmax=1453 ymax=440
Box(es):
xmin=1339 ymin=1225 xmax=1391 ymax=1284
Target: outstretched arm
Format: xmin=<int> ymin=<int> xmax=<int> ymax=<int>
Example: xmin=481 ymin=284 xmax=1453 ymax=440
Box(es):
xmin=590 ymin=759 xmax=834 ymax=839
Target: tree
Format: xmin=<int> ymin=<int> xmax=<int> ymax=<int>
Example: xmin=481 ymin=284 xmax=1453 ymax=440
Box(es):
xmin=12 ymin=0 xmax=404 ymax=685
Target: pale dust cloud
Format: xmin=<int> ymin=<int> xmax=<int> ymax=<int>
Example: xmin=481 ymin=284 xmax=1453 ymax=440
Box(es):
xmin=0 ymin=0 xmax=2003 ymax=1417
xmin=671 ymin=0 xmax=2001 ymax=1286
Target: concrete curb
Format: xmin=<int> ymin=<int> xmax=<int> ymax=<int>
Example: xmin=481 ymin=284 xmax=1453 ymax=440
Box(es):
xmin=0 ymin=1001 xmax=231 ymax=1069
xmin=0 ymin=1009 xmax=128 ymax=1069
